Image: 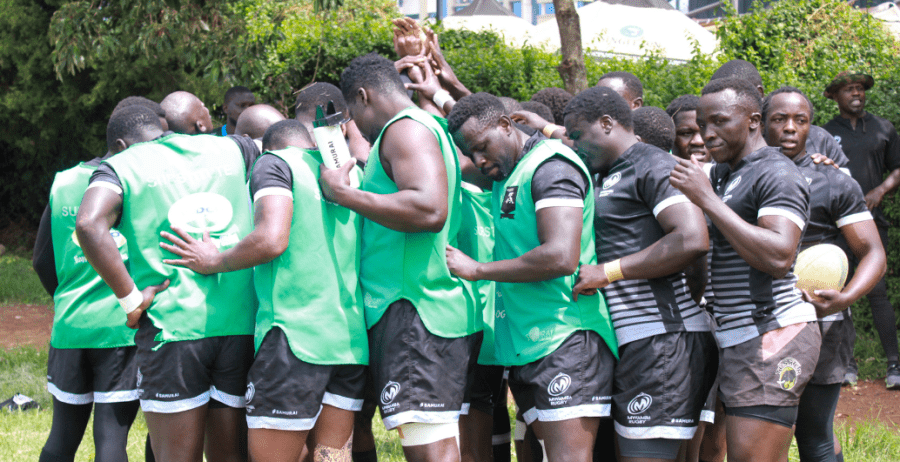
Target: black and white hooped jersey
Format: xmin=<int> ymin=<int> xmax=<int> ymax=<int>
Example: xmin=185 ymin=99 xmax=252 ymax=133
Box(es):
xmin=594 ymin=142 xmax=709 ymax=346
xmin=794 ymin=152 xmax=872 ymax=322
xmin=708 ymin=146 xmax=817 ymax=348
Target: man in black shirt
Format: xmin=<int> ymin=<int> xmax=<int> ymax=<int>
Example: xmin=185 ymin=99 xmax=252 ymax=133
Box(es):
xmin=822 ymin=71 xmax=900 ymax=389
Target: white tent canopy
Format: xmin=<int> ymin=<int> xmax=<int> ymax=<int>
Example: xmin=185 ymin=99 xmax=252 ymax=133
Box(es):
xmin=424 ymin=15 xmax=538 ymax=49
xmin=531 ymin=2 xmax=717 ymax=62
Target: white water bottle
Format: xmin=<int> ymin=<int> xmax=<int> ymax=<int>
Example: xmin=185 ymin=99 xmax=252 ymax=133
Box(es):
xmin=313 ymin=101 xmax=358 ymax=188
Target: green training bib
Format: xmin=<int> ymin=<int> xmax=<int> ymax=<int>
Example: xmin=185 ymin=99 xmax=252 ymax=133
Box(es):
xmin=50 ymin=162 xmax=133 ymax=349
xmin=359 ymin=108 xmax=477 ymax=338
xmin=252 ymin=148 xmax=368 ymax=365
xmin=104 ymin=133 xmax=256 ymax=346
xmin=491 ymin=140 xmax=618 ymax=365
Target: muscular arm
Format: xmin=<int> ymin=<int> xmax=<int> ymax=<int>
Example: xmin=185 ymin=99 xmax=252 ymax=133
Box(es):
xmin=159 ymin=196 xmax=293 ymax=274
xmin=670 ymin=157 xmax=801 ymax=278
xmin=807 ymin=220 xmax=887 ymax=317
xmin=574 ymin=202 xmax=709 ymax=291
xmin=75 ymin=188 xmax=132 ymax=296
xmin=866 ymin=167 xmax=900 ymax=210
xmin=320 ymin=118 xmax=448 ymax=233
xmin=448 ymin=206 xmax=582 ymax=282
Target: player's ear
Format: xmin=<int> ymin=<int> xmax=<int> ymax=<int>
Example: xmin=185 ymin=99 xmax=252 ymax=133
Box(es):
xmin=498 ymin=115 xmax=512 ymax=134
xmin=599 ymin=115 xmax=614 ymax=134
xmin=357 ymin=88 xmax=370 ymax=107
xmin=748 ymin=111 xmax=762 ymax=131
xmin=111 ymin=138 xmax=128 ymax=155
xmin=632 ymin=97 xmax=643 ymax=109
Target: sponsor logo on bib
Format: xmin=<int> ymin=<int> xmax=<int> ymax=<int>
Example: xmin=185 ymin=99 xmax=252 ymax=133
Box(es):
xmin=627 ymin=392 xmax=653 ymax=415
xmin=501 ymin=186 xmax=518 ymax=219
xmin=167 ymin=192 xmax=234 ymax=234
xmin=776 ymin=357 xmax=801 ymax=391
xmin=548 ymin=373 xmax=572 ymax=397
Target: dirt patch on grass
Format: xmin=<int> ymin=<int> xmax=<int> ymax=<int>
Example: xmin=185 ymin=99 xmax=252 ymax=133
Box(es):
xmin=0 ymin=304 xmax=52 ymax=350
xmin=836 ymin=379 xmax=900 ymax=428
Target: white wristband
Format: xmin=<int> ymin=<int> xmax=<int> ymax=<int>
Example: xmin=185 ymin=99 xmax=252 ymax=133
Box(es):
xmin=433 ymin=90 xmax=455 ymax=110
xmin=118 ymin=285 xmax=142 ymax=314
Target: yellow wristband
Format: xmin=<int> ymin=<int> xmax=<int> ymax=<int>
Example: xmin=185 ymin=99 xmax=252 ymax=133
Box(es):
xmin=604 ymin=259 xmax=624 ymax=283
xmin=542 ymin=124 xmax=561 ymax=138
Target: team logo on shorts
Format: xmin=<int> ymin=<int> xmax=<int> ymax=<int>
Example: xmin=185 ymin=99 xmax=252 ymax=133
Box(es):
xmin=245 ymin=382 xmax=255 ymax=404
xmin=167 ymin=192 xmax=234 ymax=234
xmin=547 ymin=373 xmax=572 ymax=397
xmin=776 ymin=357 xmax=802 ymax=391
xmin=381 ymin=381 xmax=401 ymax=405
xmin=501 ymin=186 xmax=518 ymax=219
xmin=135 ymin=368 xmax=143 ymax=387
xmin=627 ymin=392 xmax=653 ymax=415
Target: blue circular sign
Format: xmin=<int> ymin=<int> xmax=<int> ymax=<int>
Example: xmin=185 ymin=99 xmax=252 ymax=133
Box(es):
xmin=620 ymin=25 xmax=644 ymax=38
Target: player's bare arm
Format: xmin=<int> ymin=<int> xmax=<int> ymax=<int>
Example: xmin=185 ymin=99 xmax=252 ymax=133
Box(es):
xmin=866 ymin=167 xmax=900 ymax=210
xmin=447 ymin=206 xmax=581 ymax=282
xmin=804 ymin=219 xmax=886 ymax=317
xmin=574 ymin=201 xmax=708 ymax=297
xmin=671 ymin=156 xmax=800 ymax=278
xmin=76 ymin=186 xmax=168 ymax=328
xmin=159 ymin=195 xmax=293 ymax=274
xmin=320 ymin=118 xmax=448 ymax=233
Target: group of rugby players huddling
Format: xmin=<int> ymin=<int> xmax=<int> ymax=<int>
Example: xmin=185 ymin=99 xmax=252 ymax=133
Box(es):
xmin=31 ymin=20 xmax=895 ymax=462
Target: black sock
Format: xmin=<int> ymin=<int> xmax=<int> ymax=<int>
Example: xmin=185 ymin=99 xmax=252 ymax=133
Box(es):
xmin=835 ymin=451 xmax=844 ymax=462
xmin=352 ymin=448 xmax=377 ymax=462
xmin=145 ymin=434 xmax=155 ymax=462
xmin=38 ymin=448 xmax=72 ymax=462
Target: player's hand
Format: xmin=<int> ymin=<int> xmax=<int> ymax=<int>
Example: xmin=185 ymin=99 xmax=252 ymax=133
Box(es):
xmin=319 ymin=160 xmax=355 ymax=204
xmin=160 ymin=227 xmax=221 ymax=275
xmin=393 ymin=18 xmax=426 ymax=58
xmin=670 ymin=156 xmax=715 ymax=209
xmin=126 ymin=279 xmax=170 ymax=328
xmin=425 ymin=28 xmax=471 ymax=99
xmin=572 ymin=264 xmax=606 ymax=301
xmin=809 ymin=153 xmax=839 ymax=169
xmin=402 ymin=59 xmax=442 ymax=101
xmin=800 ymin=288 xmax=852 ymax=318
xmin=446 ymin=245 xmax=480 ymax=281
xmin=510 ymin=111 xmax=554 ymax=133
xmin=864 ymin=187 xmax=885 ymax=210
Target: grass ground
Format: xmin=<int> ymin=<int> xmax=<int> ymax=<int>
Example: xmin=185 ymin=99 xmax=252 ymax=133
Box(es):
xmin=1 ymin=255 xmax=898 ymax=461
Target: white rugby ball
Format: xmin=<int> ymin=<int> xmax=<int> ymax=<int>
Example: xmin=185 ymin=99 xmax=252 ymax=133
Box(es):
xmin=794 ymin=244 xmax=849 ymax=294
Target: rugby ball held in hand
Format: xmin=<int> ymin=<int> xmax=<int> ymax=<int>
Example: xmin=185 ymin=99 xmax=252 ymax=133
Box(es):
xmin=794 ymin=244 xmax=849 ymax=294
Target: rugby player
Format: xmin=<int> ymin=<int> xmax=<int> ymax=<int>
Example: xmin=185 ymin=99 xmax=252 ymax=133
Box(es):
xmin=160 ymin=91 xmax=213 ymax=135
xmin=669 ymin=77 xmax=821 ymax=462
xmin=234 ymin=104 xmax=286 ymax=140
xmin=631 ymin=106 xmax=676 ymax=152
xmin=563 ymin=87 xmax=715 ymax=462
xmin=596 ymin=72 xmax=643 ymax=110
xmin=318 ymin=52 xmax=480 ymax=462
xmin=445 ymin=92 xmax=618 ymax=462
xmin=220 ymin=86 xmax=256 ymax=136
xmin=764 ymin=87 xmax=886 ymax=462
xmin=76 ymin=106 xmax=261 ymax=462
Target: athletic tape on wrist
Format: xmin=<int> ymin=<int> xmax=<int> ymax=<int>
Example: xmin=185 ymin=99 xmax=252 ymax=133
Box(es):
xmin=118 ymin=285 xmax=142 ymax=314
xmin=433 ymin=90 xmax=454 ymax=111
xmin=542 ymin=124 xmax=561 ymax=138
xmin=604 ymin=259 xmax=624 ymax=283
xmin=398 ymin=422 xmax=459 ymax=447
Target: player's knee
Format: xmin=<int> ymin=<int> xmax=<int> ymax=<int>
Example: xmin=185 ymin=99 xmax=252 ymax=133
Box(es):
xmin=398 ymin=422 xmax=459 ymax=447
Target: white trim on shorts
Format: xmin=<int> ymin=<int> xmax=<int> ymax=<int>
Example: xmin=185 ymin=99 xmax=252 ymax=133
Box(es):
xmin=382 ymin=409 xmax=462 ymax=430
xmin=322 ymin=392 xmax=364 ymax=412
xmin=700 ymin=410 xmax=716 ymax=424
xmin=521 ymin=403 xmax=611 ymax=424
xmin=247 ymin=411 xmax=322 ymax=431
xmin=614 ymin=421 xmax=698 ymax=440
xmin=210 ymin=386 xmax=245 ymax=408
xmin=459 ymin=403 xmax=471 ymax=416
xmin=47 ymin=382 xmax=93 ymax=405
xmin=141 ymin=390 xmax=210 ymax=414
xmin=94 ymin=389 xmax=141 ymax=404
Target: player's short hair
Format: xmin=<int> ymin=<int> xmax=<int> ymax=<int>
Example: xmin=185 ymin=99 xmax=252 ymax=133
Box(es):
xmin=447 ymin=92 xmax=506 ymax=141
xmin=665 ymin=94 xmax=700 ymax=119
xmin=701 ymin=77 xmax=763 ymax=114
xmin=563 ymin=86 xmax=633 ymax=130
xmin=530 ymin=87 xmax=573 ymax=125
xmin=262 ymin=119 xmax=313 ymax=152
xmin=497 ymin=97 xmax=522 ymax=114
xmin=340 ymin=53 xmax=406 ymax=103
xmin=710 ymin=59 xmax=763 ymax=90
xmin=106 ymin=105 xmax=162 ymax=152
xmin=633 ymin=106 xmax=675 ymax=152
xmin=762 ymin=86 xmax=815 ymax=123
xmin=597 ymin=71 xmax=644 ymax=99
xmin=295 ymin=82 xmax=349 ymax=121
xmin=112 ymin=96 xmax=165 ymax=119
xmin=224 ymin=86 xmax=254 ymax=105
xmin=520 ymin=101 xmax=555 ymax=123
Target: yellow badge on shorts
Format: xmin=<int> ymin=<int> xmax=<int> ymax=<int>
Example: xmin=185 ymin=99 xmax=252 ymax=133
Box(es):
xmin=776 ymin=357 xmax=802 ymax=391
